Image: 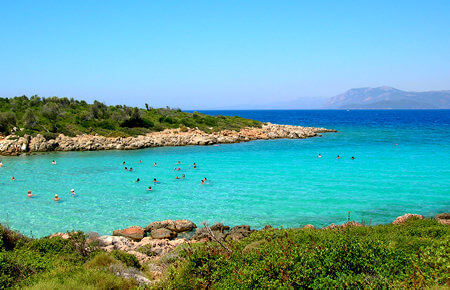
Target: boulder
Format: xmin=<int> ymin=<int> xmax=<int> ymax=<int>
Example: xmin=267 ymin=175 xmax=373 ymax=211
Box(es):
xmin=435 ymin=213 xmax=450 ymax=225
xmin=226 ymin=225 xmax=254 ymax=241
xmin=191 ymin=223 xmax=234 ymax=241
xmin=262 ymin=224 xmax=273 ymax=230
xmin=113 ymin=226 xmax=145 ymax=241
xmin=392 ymin=214 xmax=424 ymax=225
xmin=173 ymin=219 xmax=197 ymax=232
xmin=48 ymin=232 xmax=70 ymax=239
xmin=303 ymin=224 xmax=316 ymax=229
xmin=151 ymin=228 xmax=176 ymax=240
xmin=97 ymin=235 xmax=134 ymax=251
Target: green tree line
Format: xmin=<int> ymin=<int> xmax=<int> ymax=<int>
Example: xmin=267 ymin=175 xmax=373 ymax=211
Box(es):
xmin=0 ymin=96 xmax=261 ymax=138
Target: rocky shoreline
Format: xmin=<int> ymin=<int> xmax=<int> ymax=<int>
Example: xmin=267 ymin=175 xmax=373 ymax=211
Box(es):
xmin=49 ymin=213 xmax=449 ymax=271
xmin=0 ymin=123 xmax=336 ymax=156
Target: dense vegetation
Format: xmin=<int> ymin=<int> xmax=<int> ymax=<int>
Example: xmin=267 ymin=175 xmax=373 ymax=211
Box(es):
xmin=0 ymin=96 xmax=261 ymax=138
xmin=162 ymin=219 xmax=449 ymax=288
xmin=1 ymin=219 xmax=448 ymax=288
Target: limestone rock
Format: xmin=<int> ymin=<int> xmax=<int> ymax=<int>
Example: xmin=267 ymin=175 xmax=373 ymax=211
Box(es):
xmin=435 ymin=213 xmax=450 ymax=225
xmin=151 ymin=228 xmax=176 ymax=240
xmin=303 ymin=224 xmax=316 ymax=229
xmin=392 ymin=214 xmax=424 ymax=225
xmin=113 ymin=226 xmax=145 ymax=241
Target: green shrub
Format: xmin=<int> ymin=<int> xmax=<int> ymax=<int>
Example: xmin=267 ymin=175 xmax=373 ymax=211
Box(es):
xmin=110 ymin=250 xmax=141 ymax=269
xmin=160 ymin=219 xmax=449 ymax=288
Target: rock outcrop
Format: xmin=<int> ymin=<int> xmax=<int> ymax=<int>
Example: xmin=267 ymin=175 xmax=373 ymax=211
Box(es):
xmin=392 ymin=214 xmax=424 ymax=225
xmin=113 ymin=226 xmax=145 ymax=241
xmin=434 ymin=213 xmax=450 ymax=225
xmin=0 ymin=123 xmax=336 ymax=155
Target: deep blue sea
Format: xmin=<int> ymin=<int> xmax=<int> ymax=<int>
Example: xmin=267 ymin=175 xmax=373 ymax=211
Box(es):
xmin=0 ymin=110 xmax=449 ymax=237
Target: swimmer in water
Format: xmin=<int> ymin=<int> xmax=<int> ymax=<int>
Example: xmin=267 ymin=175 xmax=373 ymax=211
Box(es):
xmin=129 ymin=167 xmax=133 ymax=171
xmin=351 ymin=156 xmax=355 ymax=160
xmin=175 ymin=176 xmax=180 ymax=179
xmin=54 ymin=194 xmax=60 ymax=201
xmin=182 ymin=174 xmax=185 ymax=179
xmin=177 ymin=167 xmax=181 ymax=171
xmin=124 ymin=167 xmax=128 ymax=170
xmin=70 ymin=189 xmax=76 ymax=196
xmin=136 ymin=178 xmax=140 ymax=182
xmin=177 ymin=161 xmax=181 ymax=164
xmin=147 ymin=186 xmax=152 ymax=191
xmin=123 ymin=161 xmax=126 ymax=165
xmin=11 ymin=176 xmax=15 ymax=181
xmin=51 ymin=160 xmax=56 ymax=165
xmin=153 ymin=162 xmax=157 ymax=167
xmin=0 ymin=161 xmax=3 ymax=167
xmin=139 ymin=160 xmax=142 ymax=163
xmin=153 ymin=178 xmax=159 ymax=183
xmin=203 ymin=177 xmax=207 ymax=182
xmin=27 ymin=190 xmax=34 ymax=198
xmin=336 ymin=155 xmax=341 ymax=159
xmin=201 ymin=180 xmax=204 ymax=184
xmin=193 ymin=165 xmax=197 ymax=169
xmin=318 ymin=154 xmax=322 ymax=158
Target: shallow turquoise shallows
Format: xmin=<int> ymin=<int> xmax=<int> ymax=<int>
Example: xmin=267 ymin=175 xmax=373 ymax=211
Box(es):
xmin=0 ymin=110 xmax=449 ymax=237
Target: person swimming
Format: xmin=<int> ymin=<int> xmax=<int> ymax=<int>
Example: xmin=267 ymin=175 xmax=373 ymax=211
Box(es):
xmin=153 ymin=178 xmax=159 ymax=183
xmin=129 ymin=167 xmax=133 ymax=171
xmin=175 ymin=176 xmax=180 ymax=179
xmin=318 ymin=154 xmax=322 ymax=158
xmin=136 ymin=178 xmax=140 ymax=182
xmin=51 ymin=160 xmax=56 ymax=165
xmin=139 ymin=160 xmax=142 ymax=163
xmin=123 ymin=161 xmax=126 ymax=165
xmin=336 ymin=155 xmax=341 ymax=159
xmin=54 ymin=194 xmax=60 ymax=201
xmin=153 ymin=162 xmax=157 ymax=167
xmin=177 ymin=167 xmax=181 ymax=171
xmin=70 ymin=189 xmax=76 ymax=196
xmin=177 ymin=161 xmax=181 ymax=164
xmin=182 ymin=174 xmax=185 ymax=179
xmin=0 ymin=161 xmax=3 ymax=167
xmin=351 ymin=156 xmax=355 ymax=160
xmin=200 ymin=180 xmax=204 ymax=184
xmin=124 ymin=167 xmax=128 ymax=170
xmin=11 ymin=176 xmax=15 ymax=181
xmin=193 ymin=165 xmax=197 ymax=169
xmin=27 ymin=190 xmax=34 ymax=198
xmin=147 ymin=186 xmax=152 ymax=191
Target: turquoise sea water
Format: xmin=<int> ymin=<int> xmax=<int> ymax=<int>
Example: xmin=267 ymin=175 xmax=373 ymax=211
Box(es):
xmin=0 ymin=110 xmax=449 ymax=237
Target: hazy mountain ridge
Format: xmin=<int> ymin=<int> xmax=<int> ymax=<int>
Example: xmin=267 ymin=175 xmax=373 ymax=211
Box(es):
xmin=325 ymin=86 xmax=450 ymax=109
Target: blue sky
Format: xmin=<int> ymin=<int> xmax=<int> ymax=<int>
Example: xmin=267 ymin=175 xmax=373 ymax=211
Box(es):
xmin=1 ymin=1 xmax=449 ymax=109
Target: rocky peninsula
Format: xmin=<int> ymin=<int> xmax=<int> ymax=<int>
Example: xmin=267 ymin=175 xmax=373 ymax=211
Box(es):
xmin=0 ymin=123 xmax=336 ymax=155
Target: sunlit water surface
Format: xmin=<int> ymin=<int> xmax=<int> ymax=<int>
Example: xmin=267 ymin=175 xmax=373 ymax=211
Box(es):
xmin=0 ymin=110 xmax=449 ymax=237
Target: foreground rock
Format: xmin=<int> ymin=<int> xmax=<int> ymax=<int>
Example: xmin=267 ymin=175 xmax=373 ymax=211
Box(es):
xmin=191 ymin=223 xmax=253 ymax=241
xmin=113 ymin=226 xmax=145 ymax=241
xmin=144 ymin=219 xmax=197 ymax=240
xmin=0 ymin=123 xmax=336 ymax=155
xmin=435 ymin=213 xmax=450 ymax=225
xmin=392 ymin=214 xmax=424 ymax=225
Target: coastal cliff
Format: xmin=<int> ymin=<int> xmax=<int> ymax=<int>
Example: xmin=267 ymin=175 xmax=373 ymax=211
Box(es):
xmin=0 ymin=123 xmax=336 ymax=155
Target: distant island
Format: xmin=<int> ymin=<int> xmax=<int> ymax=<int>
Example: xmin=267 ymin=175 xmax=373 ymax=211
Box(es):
xmin=325 ymin=86 xmax=450 ymax=109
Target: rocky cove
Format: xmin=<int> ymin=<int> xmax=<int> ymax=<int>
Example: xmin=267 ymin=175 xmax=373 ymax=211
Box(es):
xmin=0 ymin=123 xmax=336 ymax=155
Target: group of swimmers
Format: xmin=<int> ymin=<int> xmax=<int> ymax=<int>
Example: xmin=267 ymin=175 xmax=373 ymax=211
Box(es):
xmin=26 ymin=188 xmax=76 ymax=201
xmin=318 ymin=154 xmax=355 ymax=160
xmin=120 ymin=160 xmax=207 ymax=191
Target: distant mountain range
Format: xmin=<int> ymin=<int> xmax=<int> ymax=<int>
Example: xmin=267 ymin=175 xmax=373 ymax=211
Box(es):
xmin=325 ymin=86 xmax=450 ymax=109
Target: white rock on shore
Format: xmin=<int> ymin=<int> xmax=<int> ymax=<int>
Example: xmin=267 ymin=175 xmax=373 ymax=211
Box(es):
xmin=0 ymin=123 xmax=336 ymax=155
